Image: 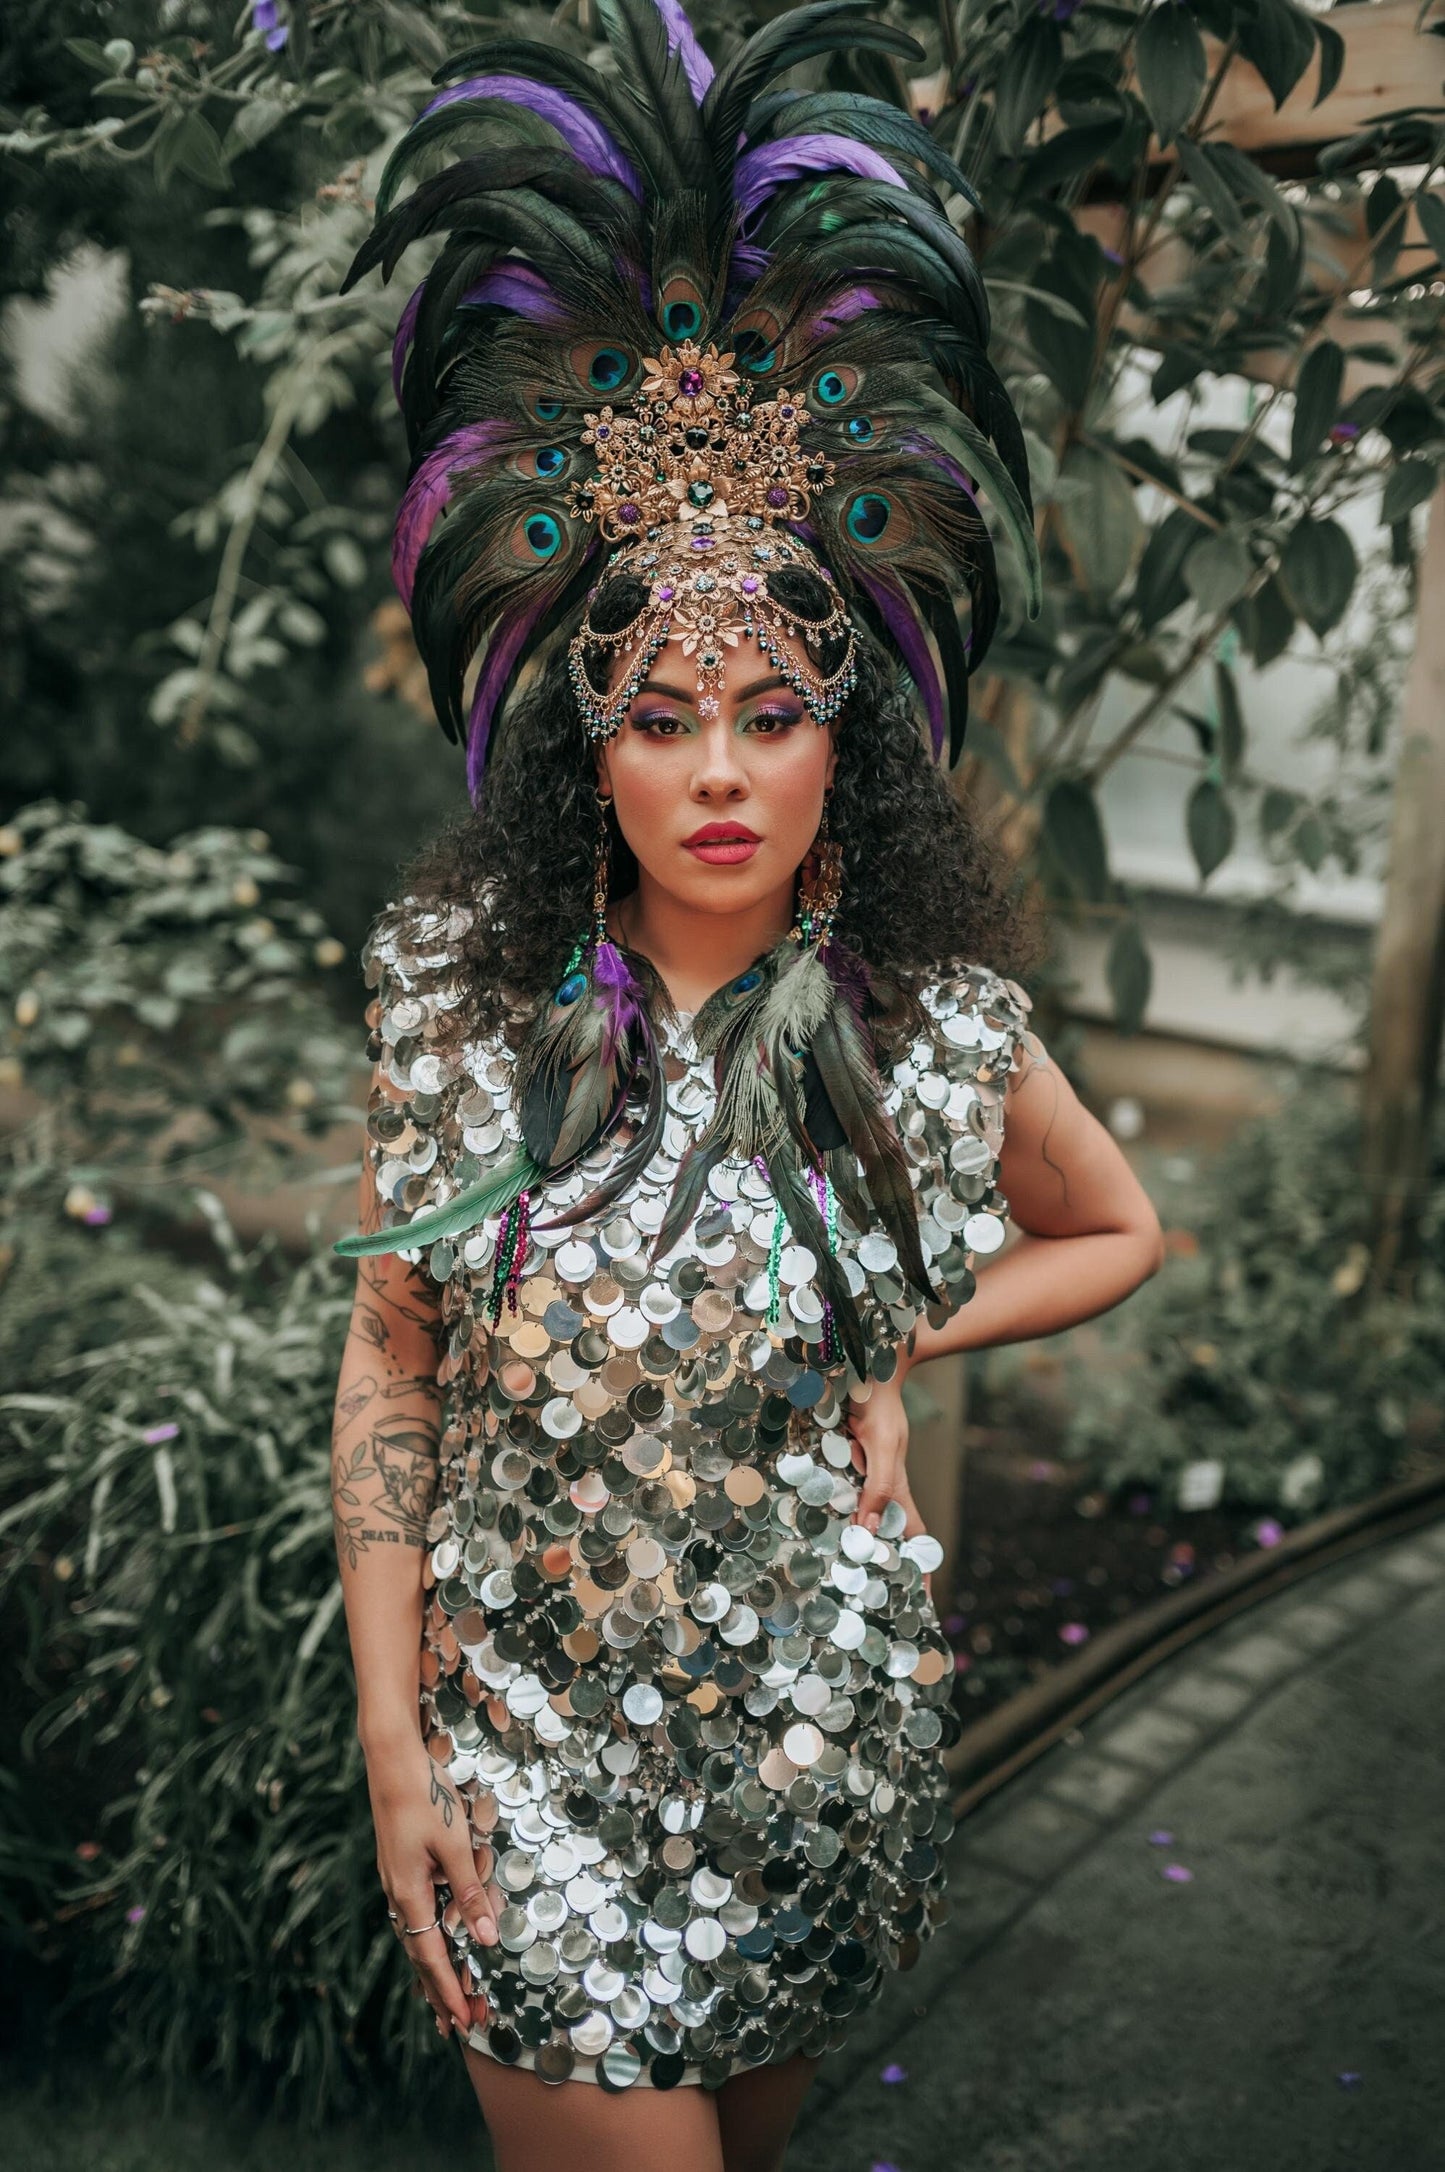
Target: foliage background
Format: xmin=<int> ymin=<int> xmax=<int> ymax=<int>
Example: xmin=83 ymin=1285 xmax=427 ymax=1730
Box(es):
xmin=2 ymin=0 xmax=1443 ymax=2119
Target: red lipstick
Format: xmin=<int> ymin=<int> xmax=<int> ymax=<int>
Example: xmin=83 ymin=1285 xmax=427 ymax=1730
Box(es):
xmin=682 ymin=821 xmax=761 ymax=866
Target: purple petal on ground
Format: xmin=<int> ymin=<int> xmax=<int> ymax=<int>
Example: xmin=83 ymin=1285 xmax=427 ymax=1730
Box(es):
xmin=1147 ymin=1829 xmax=1174 ymax=1846
xmin=143 ymin=1422 xmax=180 ymax=1445
xmin=735 ymin=135 xmax=902 ymax=227
xmin=1163 ymin=1863 xmax=1194 ymax=1882
xmin=392 ymin=422 xmax=504 ymax=609
xmin=1059 ymin=1620 xmax=1089 ymax=1645
xmin=855 ymin=568 xmax=946 ymax=758
xmin=1254 ymin=1518 xmax=1284 ymax=1548
xmin=461 ymin=266 xmax=568 ymax=324
xmin=391 ymin=280 xmax=427 ymax=403
xmin=650 ymin=0 xmax=716 ymax=100
xmin=881 ymin=2061 xmax=908 ymax=2083
xmin=126 ymin=1904 xmax=146 ymax=1923
xmin=1337 ymin=2072 xmax=1363 ymax=2089
xmin=419 ymin=75 xmax=641 ymax=196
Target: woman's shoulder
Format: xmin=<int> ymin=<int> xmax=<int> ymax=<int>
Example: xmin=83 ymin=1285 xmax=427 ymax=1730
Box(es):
xmin=900 ymin=958 xmax=1035 ymax=1078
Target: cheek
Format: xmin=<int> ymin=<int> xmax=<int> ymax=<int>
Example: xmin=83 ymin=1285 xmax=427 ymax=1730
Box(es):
xmin=604 ymin=739 xmax=683 ymax=853
xmin=756 ymin=728 xmax=831 ymax=845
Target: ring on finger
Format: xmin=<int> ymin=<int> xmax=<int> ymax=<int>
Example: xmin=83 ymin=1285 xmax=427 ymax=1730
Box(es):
xmin=399 ymin=1909 xmax=444 ymax=1936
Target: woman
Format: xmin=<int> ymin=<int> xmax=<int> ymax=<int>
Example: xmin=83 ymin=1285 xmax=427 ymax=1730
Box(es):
xmin=329 ymin=6 xmax=1164 ymax=2168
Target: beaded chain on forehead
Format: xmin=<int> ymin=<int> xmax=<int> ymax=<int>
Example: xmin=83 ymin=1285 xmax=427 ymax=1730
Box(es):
xmin=564 ymin=338 xmax=859 ymax=739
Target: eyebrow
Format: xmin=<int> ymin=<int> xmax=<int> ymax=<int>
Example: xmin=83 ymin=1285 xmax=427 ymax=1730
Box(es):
xmin=635 ymin=672 xmax=790 ymax=702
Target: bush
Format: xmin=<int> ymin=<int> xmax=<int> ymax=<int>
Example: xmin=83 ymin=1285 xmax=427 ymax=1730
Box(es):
xmin=0 ymin=1195 xmax=442 ymax=2122
xmin=1059 ymin=1079 xmax=1445 ymax=1518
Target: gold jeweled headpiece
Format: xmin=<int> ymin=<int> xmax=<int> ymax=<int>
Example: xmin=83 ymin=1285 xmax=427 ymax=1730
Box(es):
xmin=565 ymin=339 xmax=859 ymax=741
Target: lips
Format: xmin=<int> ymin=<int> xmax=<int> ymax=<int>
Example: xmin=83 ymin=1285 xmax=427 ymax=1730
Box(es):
xmin=682 ymin=821 xmax=761 ymax=866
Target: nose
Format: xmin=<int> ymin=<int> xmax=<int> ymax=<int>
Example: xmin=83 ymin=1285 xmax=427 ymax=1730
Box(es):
xmin=689 ymin=715 xmax=749 ymax=801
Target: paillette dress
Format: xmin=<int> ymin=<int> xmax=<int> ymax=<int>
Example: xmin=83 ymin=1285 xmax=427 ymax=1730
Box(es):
xmin=361 ymin=895 xmax=1034 ymax=2091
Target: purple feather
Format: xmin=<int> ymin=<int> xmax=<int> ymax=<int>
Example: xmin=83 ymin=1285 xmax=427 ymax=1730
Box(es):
xmin=465 ymin=608 xmax=542 ymax=802
xmin=392 ymin=280 xmax=426 ymax=403
xmin=728 ymin=241 xmax=771 ymax=285
xmin=808 ymin=287 xmax=882 ymax=331
xmin=392 ymin=421 xmax=505 ymax=610
xmin=420 ymin=75 xmax=642 ymax=197
xmin=856 ymin=568 xmax=947 ymax=759
xmin=650 ymin=0 xmax=715 ymax=102
xmin=899 ymin=430 xmax=978 ymax=500
xmin=735 ymin=135 xmax=904 ymax=229
xmin=460 ymin=265 xmax=568 ymax=323
xmin=590 ymin=939 xmax=646 ymax=1063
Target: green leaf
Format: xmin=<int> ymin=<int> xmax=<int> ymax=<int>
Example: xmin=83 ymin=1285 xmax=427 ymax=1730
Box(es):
xmin=1214 ymin=660 xmax=1245 ymax=783
xmin=63 ymin=37 xmax=114 ymax=74
xmin=1417 ymin=191 xmax=1445 ymax=271
xmin=1279 ymin=516 xmax=1357 ymax=637
xmin=1380 ymin=459 xmax=1438 ymax=527
xmin=1186 ymin=777 xmax=1235 ymax=881
xmin=1233 ymin=573 xmax=1295 ymax=668
xmin=1134 ymin=507 xmax=1200 ymax=629
xmin=1236 ymin=0 xmax=1317 ymax=110
xmin=993 ymin=16 xmax=1063 ymax=157
xmin=1055 ymin=442 xmax=1142 ymax=601
xmin=1365 ymin=174 xmax=1403 ymax=286
xmin=1184 ymin=531 xmax=1253 ymax=615
xmin=1106 ymin=919 xmax=1152 ymax=1034
xmin=1177 ymin=138 xmax=1245 ymax=235
xmin=1044 ymin=776 xmax=1111 ymax=904
xmin=170 ymin=112 xmax=231 ymax=191
xmin=1260 ymin=786 xmax=1298 ymax=837
xmin=1313 ymin=20 xmax=1345 ymax=106
xmin=1289 ymin=341 xmax=1344 ymax=472
xmin=1135 ymin=4 xmax=1207 ymax=147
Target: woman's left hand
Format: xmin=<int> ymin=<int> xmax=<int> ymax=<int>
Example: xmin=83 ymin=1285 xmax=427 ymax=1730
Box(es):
xmin=844 ymin=1363 xmax=934 ymax=1605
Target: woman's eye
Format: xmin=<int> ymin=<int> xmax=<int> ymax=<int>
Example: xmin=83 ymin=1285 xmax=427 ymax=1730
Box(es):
xmin=746 ymin=707 xmax=803 ymax=733
xmin=633 ymin=709 xmax=687 ymax=735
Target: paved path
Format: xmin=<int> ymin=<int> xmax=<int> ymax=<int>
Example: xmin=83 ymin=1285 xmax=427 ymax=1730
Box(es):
xmin=792 ymin=1518 xmax=1445 ymax=2172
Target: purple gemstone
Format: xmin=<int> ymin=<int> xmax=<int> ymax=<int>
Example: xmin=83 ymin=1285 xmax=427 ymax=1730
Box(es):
xmin=657 ymin=583 xmax=675 ymax=600
xmin=619 ymin=504 xmax=640 ymax=524
xmin=691 ymin=537 xmax=714 ymax=550
xmin=766 ymin=486 xmax=789 ymax=508
xmin=596 ymin=426 xmax=610 ymax=439
xmin=741 ymin=576 xmax=759 ymax=592
xmin=678 ymin=368 xmax=704 ymax=396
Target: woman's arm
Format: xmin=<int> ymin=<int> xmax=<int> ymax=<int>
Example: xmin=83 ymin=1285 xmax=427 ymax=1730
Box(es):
xmin=846 ymin=1036 xmax=1165 ymax=1554
xmin=908 ymin=1034 xmax=1165 ymax=1365
xmin=332 ymin=1149 xmax=449 ymax=1746
xmin=332 ymin=1132 xmax=500 ymax=2042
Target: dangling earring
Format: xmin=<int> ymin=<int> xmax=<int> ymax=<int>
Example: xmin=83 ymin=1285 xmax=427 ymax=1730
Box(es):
xmin=591 ymin=786 xmax=613 ymax=952
xmin=796 ymin=786 xmax=843 ymax=946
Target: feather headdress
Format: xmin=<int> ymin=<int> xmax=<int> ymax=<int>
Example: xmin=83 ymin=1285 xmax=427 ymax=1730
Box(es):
xmin=341 ymin=0 xmax=1037 ymax=793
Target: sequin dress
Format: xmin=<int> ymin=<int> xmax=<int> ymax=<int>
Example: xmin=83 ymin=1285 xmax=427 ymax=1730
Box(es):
xmin=361 ymin=896 xmax=1033 ymax=2091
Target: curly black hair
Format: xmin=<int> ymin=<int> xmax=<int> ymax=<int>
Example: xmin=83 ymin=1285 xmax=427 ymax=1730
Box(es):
xmin=388 ymin=562 xmax=1044 ymax=1053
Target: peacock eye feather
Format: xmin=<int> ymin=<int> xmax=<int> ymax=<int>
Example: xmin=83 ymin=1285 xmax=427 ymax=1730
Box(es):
xmin=535 ymin=446 xmax=566 ymax=477
xmin=732 ymin=329 xmax=777 ymax=375
xmin=661 ymin=299 xmax=703 ymax=340
xmin=523 ymin=512 xmax=563 ymax=559
xmin=845 ymin=492 xmax=891 ymax=543
xmin=731 ymin=968 xmax=763 ymax=994
xmin=588 ymin=347 xmax=629 ymax=392
xmin=533 ymin=394 xmax=564 ymax=422
xmin=814 ymin=369 xmax=849 ymax=405
xmin=844 ymin=415 xmax=875 ymax=443
xmin=555 ymin=970 xmax=588 ymax=1005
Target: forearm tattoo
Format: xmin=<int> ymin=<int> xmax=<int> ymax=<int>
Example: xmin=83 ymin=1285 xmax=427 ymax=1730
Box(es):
xmin=331 ymin=1250 xmax=446 ymax=1568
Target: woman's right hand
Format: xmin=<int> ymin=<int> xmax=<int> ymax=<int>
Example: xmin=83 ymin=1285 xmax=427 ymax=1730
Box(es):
xmin=364 ymin=1726 xmax=502 ymax=2040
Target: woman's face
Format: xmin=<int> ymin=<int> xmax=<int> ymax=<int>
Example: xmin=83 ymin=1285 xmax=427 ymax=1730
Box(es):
xmin=596 ymin=630 xmax=835 ymax=916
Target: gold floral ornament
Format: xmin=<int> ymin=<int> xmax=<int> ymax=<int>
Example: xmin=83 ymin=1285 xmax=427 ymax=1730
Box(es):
xmin=565 ymin=338 xmax=858 ymax=737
